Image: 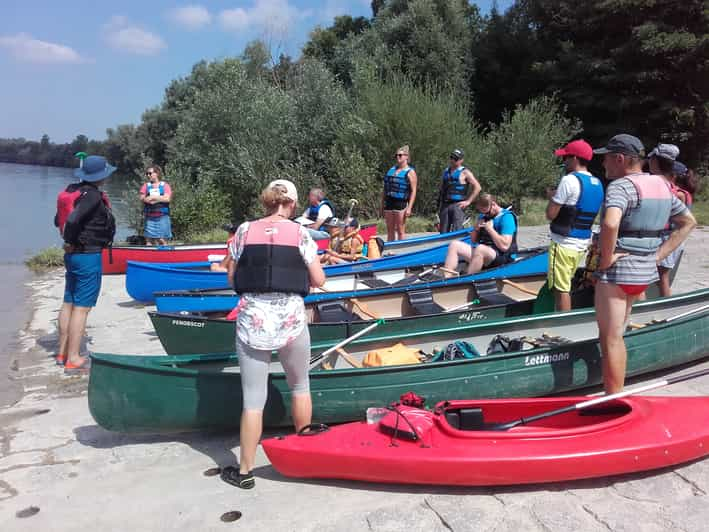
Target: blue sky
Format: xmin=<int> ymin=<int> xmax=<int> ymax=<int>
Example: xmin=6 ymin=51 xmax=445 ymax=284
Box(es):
xmin=0 ymin=1 xmax=512 ymax=142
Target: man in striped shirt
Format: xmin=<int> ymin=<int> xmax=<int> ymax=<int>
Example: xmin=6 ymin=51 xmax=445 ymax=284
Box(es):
xmin=593 ymin=134 xmax=696 ymax=394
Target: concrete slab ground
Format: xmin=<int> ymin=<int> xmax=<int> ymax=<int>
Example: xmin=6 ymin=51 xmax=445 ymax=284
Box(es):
xmin=2 ymin=226 xmax=709 ymax=531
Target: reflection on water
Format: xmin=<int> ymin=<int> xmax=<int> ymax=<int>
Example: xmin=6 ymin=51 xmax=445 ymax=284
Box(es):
xmin=0 ymin=162 xmax=134 ymax=264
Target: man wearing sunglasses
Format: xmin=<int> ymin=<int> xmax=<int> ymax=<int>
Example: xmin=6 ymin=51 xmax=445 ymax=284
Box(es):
xmin=438 ymin=148 xmax=481 ymax=233
xmin=593 ymin=134 xmax=696 ymax=394
xmin=546 ymin=139 xmax=604 ymax=311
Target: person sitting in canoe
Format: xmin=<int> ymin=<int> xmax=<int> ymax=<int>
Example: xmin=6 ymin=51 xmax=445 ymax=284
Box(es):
xmin=296 ymin=188 xmax=335 ymax=241
xmin=320 ymin=217 xmax=365 ymax=265
xmin=442 ymin=193 xmax=518 ymax=275
xmin=209 ymin=223 xmax=238 ymax=272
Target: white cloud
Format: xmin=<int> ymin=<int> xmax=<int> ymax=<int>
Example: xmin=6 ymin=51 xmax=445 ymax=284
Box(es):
xmin=168 ymin=5 xmax=212 ymax=30
xmin=103 ymin=16 xmax=166 ymax=55
xmin=219 ymin=0 xmax=312 ymax=34
xmin=0 ymin=33 xmax=86 ymax=64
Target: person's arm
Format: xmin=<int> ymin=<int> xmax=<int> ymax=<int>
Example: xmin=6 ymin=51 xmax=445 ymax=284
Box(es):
xmin=405 ymin=170 xmax=418 ymax=217
xmin=159 ymin=182 xmax=172 ymax=203
xmin=597 ymin=207 xmax=624 ymax=270
xmin=63 ymin=188 xmax=101 ymax=244
xmin=657 ymin=199 xmax=696 ymax=262
xmin=546 ymin=200 xmax=562 ymax=221
xmin=459 ymin=169 xmax=481 ymax=208
xmin=479 ymin=217 xmax=513 ymax=252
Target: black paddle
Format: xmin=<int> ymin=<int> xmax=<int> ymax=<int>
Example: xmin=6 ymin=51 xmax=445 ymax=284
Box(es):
xmin=482 ymin=366 xmax=709 ymax=431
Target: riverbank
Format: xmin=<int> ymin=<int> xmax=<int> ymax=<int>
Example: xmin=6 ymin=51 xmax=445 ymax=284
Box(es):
xmin=2 ymin=225 xmax=709 ymax=531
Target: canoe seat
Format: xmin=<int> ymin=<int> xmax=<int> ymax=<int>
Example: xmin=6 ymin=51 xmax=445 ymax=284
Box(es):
xmin=474 ymin=279 xmax=517 ymax=306
xmin=357 ymin=271 xmax=391 ymax=289
xmin=316 ymin=302 xmax=361 ymax=323
xmin=407 ymin=289 xmax=445 ymax=316
xmin=445 ymin=407 xmax=484 ymax=431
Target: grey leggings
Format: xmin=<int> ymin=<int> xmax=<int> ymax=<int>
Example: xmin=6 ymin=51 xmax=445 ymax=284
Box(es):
xmin=237 ymin=327 xmax=311 ymax=410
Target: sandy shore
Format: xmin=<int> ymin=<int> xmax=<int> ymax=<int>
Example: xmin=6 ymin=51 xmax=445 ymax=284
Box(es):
xmin=2 ymin=225 xmax=709 ymax=531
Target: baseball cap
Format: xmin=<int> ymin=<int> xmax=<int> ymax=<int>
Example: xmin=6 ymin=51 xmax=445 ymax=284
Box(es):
xmin=648 ymin=143 xmax=680 ymax=161
xmin=554 ymin=139 xmax=593 ymax=161
xmin=450 ymin=148 xmax=464 ymax=160
xmin=593 ymin=134 xmax=646 ymax=157
xmin=267 ymin=179 xmax=298 ymax=203
xmin=326 ymin=217 xmax=341 ymax=227
xmin=672 ymin=161 xmax=688 ymax=177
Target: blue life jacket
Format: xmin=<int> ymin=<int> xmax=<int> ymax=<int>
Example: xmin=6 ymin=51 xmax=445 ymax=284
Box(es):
xmin=550 ymin=172 xmax=604 ymax=239
xmin=477 ymin=208 xmax=518 ymax=259
xmin=441 ymin=166 xmax=468 ymax=203
xmin=144 ymin=182 xmax=170 ymax=217
xmin=306 ymin=199 xmax=335 ymax=224
xmin=384 ymin=166 xmax=411 ymax=200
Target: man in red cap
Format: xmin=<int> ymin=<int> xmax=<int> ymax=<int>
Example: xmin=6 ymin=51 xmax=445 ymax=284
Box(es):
xmin=545 ymin=139 xmax=604 ymax=311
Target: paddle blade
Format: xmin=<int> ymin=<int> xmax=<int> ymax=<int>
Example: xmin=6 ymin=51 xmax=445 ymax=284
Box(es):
xmin=532 ymin=281 xmax=554 ymax=314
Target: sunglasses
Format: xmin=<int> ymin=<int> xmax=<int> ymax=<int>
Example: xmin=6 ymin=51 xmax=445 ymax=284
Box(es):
xmin=146 ymin=170 xmax=155 ymax=175
xmin=395 ymin=153 xmax=407 ymax=158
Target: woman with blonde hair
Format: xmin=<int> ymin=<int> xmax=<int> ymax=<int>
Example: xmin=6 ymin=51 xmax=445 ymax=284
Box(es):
xmin=381 ymin=145 xmax=417 ymax=241
xmin=223 ymin=179 xmax=326 ymax=489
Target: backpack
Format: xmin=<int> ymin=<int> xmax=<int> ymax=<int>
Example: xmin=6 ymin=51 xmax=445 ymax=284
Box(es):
xmin=430 ymin=340 xmax=481 ymax=362
xmin=486 ymin=335 xmax=524 ymax=355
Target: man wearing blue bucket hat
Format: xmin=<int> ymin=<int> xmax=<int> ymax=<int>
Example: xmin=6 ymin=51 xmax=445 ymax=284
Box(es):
xmin=54 ymin=155 xmax=116 ymax=374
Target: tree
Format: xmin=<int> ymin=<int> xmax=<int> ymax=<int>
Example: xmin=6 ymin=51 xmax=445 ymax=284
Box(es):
xmin=526 ymin=0 xmax=709 ymax=167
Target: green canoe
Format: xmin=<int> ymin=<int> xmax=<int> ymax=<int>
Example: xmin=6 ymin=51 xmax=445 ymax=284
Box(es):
xmin=89 ymin=288 xmax=709 ymax=434
xmin=149 ymin=276 xmax=547 ymax=354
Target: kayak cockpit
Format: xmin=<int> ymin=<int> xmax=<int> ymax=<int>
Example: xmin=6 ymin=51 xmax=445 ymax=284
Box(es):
xmin=435 ymin=398 xmax=636 ymax=438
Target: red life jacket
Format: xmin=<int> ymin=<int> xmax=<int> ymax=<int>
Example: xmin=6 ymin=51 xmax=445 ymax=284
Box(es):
xmin=55 ymin=183 xmax=112 ymax=236
xmin=669 ymin=182 xmax=693 ymax=208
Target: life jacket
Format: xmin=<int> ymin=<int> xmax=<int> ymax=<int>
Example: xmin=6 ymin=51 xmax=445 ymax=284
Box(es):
xmin=384 ymin=166 xmax=411 ymax=200
xmin=441 ymin=166 xmax=468 ymax=203
xmin=329 ymin=228 xmax=364 ymax=255
xmin=55 ymin=183 xmax=114 ymax=245
xmin=233 ymin=220 xmax=309 ymax=296
xmin=670 ymin=182 xmax=693 ymax=209
xmin=617 ymin=174 xmax=673 ymax=255
xmin=306 ymin=199 xmax=335 ymax=223
xmin=478 ymin=208 xmax=518 ymax=258
xmin=143 ymin=181 xmax=170 ymax=217
xmin=550 ymin=172 xmax=604 ymax=239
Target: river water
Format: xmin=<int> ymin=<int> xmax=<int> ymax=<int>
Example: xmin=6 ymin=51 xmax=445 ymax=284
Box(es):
xmin=0 ymin=162 xmax=133 ymax=406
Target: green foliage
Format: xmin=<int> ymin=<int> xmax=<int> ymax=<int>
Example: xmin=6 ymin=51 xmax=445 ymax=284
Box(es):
xmin=329 ymin=69 xmax=481 ymax=217
xmin=25 ymin=247 xmax=64 ymax=271
xmin=473 ymin=96 xmax=582 ymax=212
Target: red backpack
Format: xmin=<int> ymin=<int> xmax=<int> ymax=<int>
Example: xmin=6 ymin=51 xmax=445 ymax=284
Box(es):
xmin=55 ymin=183 xmax=112 ymax=236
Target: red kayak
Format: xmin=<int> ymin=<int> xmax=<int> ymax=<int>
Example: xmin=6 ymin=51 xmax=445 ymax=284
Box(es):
xmin=262 ymin=396 xmax=709 ymax=486
xmin=102 ymin=224 xmax=379 ymax=274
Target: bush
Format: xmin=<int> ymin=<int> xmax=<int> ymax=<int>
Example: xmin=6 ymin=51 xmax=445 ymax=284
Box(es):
xmin=26 ymin=247 xmax=64 ymax=271
xmin=473 ymin=96 xmax=582 ymax=213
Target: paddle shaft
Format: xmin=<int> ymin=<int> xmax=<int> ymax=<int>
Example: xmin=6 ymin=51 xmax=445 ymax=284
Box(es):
xmin=309 ymin=318 xmax=384 ymax=368
xmin=491 ymin=366 xmax=709 ymax=431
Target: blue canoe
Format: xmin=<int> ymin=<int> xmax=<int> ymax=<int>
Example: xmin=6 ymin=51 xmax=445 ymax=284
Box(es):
xmin=153 ymin=248 xmax=549 ymax=313
xmin=126 ymin=231 xmax=475 ymax=303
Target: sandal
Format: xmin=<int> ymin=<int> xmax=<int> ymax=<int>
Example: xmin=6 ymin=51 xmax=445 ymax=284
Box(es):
xmin=220 ymin=465 xmax=255 ymax=489
xmin=64 ymin=356 xmax=91 ymax=375
xmin=55 ymin=354 xmax=66 ymax=366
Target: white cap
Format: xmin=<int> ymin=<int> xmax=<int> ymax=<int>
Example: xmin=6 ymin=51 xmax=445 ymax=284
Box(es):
xmin=267 ymin=179 xmax=298 ymax=203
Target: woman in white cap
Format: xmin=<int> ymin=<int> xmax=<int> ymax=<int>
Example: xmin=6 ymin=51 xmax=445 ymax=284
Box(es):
xmin=223 ymin=179 xmax=326 ymax=489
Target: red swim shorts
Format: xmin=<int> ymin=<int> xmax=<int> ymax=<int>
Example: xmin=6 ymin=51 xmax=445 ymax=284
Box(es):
xmin=617 ymin=284 xmax=649 ymax=296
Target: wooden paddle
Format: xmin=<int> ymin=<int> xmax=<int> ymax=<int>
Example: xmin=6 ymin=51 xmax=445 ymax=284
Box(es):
xmin=481 ymin=366 xmax=709 ymax=431
xmin=501 ymin=279 xmax=539 ymax=297
xmin=309 ymin=319 xmax=385 ymax=369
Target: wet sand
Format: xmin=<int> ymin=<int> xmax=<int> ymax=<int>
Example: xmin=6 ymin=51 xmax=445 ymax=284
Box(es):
xmin=0 ymin=264 xmax=30 ymax=407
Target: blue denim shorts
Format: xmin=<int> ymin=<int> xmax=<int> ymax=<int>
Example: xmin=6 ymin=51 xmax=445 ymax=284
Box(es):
xmin=63 ymin=252 xmax=102 ymax=307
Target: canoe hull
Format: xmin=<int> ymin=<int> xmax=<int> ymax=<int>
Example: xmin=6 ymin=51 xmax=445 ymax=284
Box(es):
xmin=153 ymin=249 xmax=548 ymax=313
xmin=88 ymin=289 xmax=709 ymax=434
xmin=102 ymin=224 xmax=377 ymax=275
xmin=262 ymin=396 xmax=709 ymax=486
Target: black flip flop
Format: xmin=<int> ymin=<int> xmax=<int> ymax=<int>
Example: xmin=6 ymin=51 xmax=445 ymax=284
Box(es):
xmin=220 ymin=466 xmax=255 ymax=489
